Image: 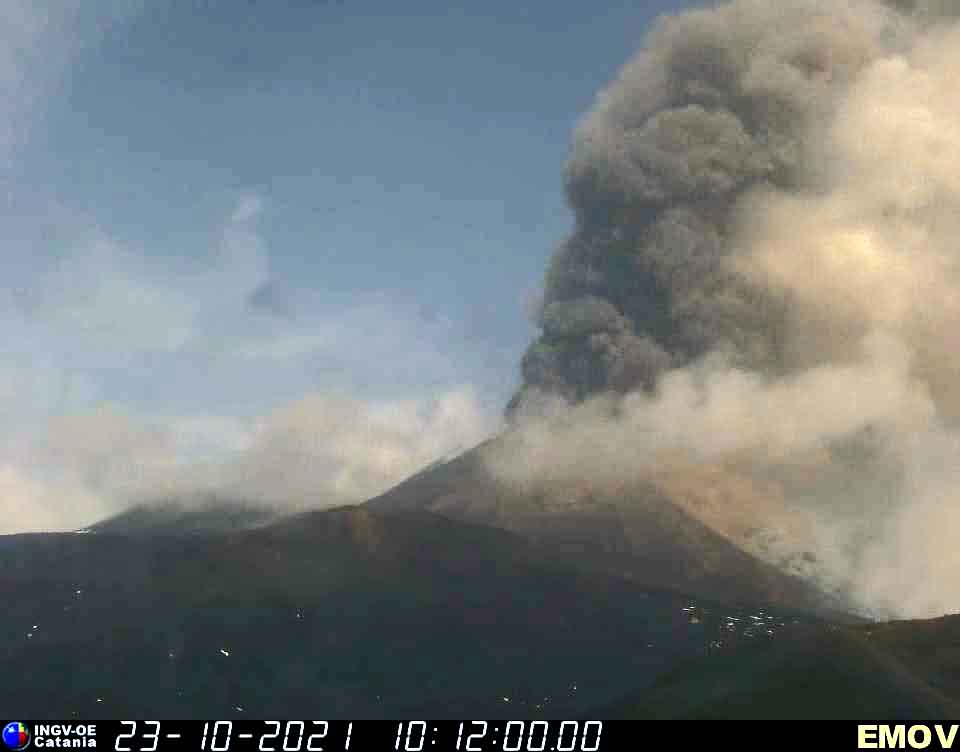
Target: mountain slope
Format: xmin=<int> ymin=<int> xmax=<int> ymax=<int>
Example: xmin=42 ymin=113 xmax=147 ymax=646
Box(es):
xmin=89 ymin=497 xmax=276 ymax=535
xmin=366 ymin=440 xmax=838 ymax=614
xmin=7 ymin=496 xmax=957 ymax=719
xmin=0 ymin=505 xmax=817 ymax=718
xmin=601 ymin=615 xmax=960 ymax=719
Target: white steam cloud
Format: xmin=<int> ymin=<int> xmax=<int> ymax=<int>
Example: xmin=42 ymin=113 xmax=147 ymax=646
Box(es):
xmin=2 ymin=387 xmax=495 ymax=535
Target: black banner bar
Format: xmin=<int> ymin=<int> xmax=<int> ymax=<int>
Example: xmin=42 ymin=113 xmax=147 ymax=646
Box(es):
xmin=7 ymin=720 xmax=960 ymax=752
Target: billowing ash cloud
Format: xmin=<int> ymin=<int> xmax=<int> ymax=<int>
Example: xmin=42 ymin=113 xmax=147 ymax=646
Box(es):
xmin=511 ymin=0 xmax=912 ymax=411
xmin=496 ymin=0 xmax=960 ymax=617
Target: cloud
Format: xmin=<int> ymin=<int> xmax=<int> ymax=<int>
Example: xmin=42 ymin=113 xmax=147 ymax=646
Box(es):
xmin=230 ymin=194 xmax=264 ymax=223
xmin=0 ymin=386 xmax=497 ymax=532
xmin=497 ymin=0 xmax=960 ymax=618
xmin=0 ymin=4 xmax=502 ymax=538
xmin=208 ymin=386 xmax=496 ymax=509
xmin=0 ymin=185 xmax=504 ymax=531
xmin=0 ymin=464 xmax=107 ymax=535
xmin=0 ymin=194 xmax=273 ymax=435
xmin=0 ymin=1 xmax=141 ymax=166
xmin=492 ymin=332 xmax=931 ymax=483
xmin=0 ymin=175 xmax=504 ymax=533
xmin=35 ymin=235 xmax=198 ymax=352
xmin=509 ymin=0 xmax=905 ymax=413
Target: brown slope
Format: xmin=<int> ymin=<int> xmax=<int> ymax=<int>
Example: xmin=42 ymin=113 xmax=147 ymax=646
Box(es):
xmin=365 ymin=438 xmax=840 ymax=614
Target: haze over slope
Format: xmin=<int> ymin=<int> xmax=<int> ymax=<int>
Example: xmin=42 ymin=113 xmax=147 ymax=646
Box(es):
xmin=367 ymin=441 xmax=835 ymax=612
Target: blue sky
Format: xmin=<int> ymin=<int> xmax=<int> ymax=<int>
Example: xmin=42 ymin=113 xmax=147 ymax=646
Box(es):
xmin=1 ymin=0 xmax=687 ymax=530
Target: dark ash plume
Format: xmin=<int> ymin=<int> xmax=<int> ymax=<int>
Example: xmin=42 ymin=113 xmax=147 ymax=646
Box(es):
xmin=496 ymin=0 xmax=960 ymax=617
xmin=509 ymin=0 xmax=906 ymax=415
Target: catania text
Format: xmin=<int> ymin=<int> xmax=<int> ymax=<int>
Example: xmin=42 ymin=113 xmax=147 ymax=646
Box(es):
xmin=34 ymin=725 xmax=97 ymax=748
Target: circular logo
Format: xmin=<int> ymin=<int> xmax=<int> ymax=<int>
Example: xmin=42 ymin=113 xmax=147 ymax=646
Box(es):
xmin=2 ymin=723 xmax=30 ymax=751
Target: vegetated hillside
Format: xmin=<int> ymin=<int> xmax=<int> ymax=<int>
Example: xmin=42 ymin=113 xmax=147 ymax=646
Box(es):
xmin=0 ymin=505 xmax=816 ymax=719
xmin=600 ymin=615 xmax=960 ymax=719
xmin=366 ymin=440 xmax=839 ymax=615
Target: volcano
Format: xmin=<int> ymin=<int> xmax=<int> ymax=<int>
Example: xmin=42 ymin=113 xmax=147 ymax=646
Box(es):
xmin=5 ymin=0 xmax=960 ymax=723
xmin=1 ymin=464 xmax=958 ymax=719
xmin=0 ymin=500 xmax=825 ymax=719
xmin=367 ymin=438 xmax=837 ymax=613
